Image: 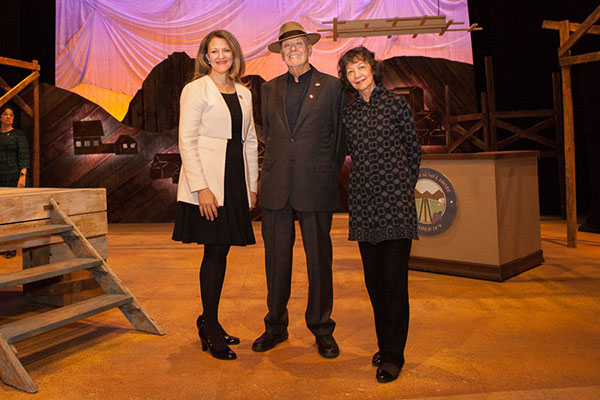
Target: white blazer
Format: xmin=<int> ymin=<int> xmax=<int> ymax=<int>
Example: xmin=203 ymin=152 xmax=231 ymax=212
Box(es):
xmin=177 ymin=75 xmax=259 ymax=207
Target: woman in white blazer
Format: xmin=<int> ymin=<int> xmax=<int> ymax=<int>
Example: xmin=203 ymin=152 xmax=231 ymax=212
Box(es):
xmin=172 ymin=30 xmax=258 ymax=361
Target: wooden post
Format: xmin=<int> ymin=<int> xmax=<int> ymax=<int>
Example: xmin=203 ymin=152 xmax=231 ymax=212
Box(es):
xmin=484 ymin=57 xmax=498 ymax=151
xmin=481 ymin=92 xmax=490 ymax=151
xmin=444 ymin=85 xmax=451 ymax=150
xmin=559 ymin=22 xmax=577 ymax=247
xmin=33 ymin=60 xmax=40 ymax=187
xmin=552 ymin=72 xmax=566 ymax=218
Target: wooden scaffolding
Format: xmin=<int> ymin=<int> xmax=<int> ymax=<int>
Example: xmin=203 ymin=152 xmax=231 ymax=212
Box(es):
xmin=543 ymin=5 xmax=600 ymax=247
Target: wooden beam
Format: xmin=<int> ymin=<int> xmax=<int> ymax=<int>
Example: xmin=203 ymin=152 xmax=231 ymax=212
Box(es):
xmin=543 ymin=20 xmax=600 ymax=35
xmin=444 ymin=85 xmax=451 ymax=149
xmin=333 ymin=17 xmax=338 ymax=43
xmin=0 ymin=337 xmax=38 ymax=393
xmin=560 ymin=50 xmax=600 ymax=67
xmin=494 ymin=119 xmax=556 ymax=148
xmin=50 ymin=199 xmax=165 ymax=335
xmin=559 ymin=22 xmax=577 ymax=248
xmin=469 ymin=135 xmax=486 ymax=150
xmin=0 ymin=71 xmax=39 ymax=109
xmin=552 ymin=72 xmax=566 ymax=217
xmin=495 ymin=110 xmax=555 ymax=119
xmin=485 ymin=57 xmax=498 ymax=150
xmin=0 ymin=77 xmax=33 ymax=118
xmin=439 ymin=19 xmax=454 ymax=36
xmin=449 ymin=121 xmax=483 ymax=152
xmin=496 ymin=118 xmax=556 ymax=149
xmin=449 ymin=113 xmax=483 ymax=123
xmin=33 ymin=65 xmax=40 ymax=187
xmin=558 ymin=5 xmax=600 ymax=57
xmin=482 ymin=93 xmax=490 ymax=151
xmin=0 ymin=57 xmax=40 ymax=71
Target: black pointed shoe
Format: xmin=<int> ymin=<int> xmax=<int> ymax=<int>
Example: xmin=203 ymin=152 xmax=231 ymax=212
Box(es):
xmin=376 ymin=362 xmax=401 ymax=383
xmin=315 ymin=334 xmax=340 ymax=359
xmin=196 ymin=315 xmax=240 ymax=345
xmin=251 ymin=331 xmax=288 ymax=352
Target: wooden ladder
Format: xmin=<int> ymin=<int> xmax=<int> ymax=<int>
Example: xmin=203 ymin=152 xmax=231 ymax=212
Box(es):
xmin=0 ymin=198 xmax=164 ymax=393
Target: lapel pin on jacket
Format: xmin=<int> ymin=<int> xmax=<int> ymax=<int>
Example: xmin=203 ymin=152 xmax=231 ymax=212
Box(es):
xmin=315 ymin=82 xmax=321 ymax=87
xmin=309 ymin=94 xmax=314 ymax=99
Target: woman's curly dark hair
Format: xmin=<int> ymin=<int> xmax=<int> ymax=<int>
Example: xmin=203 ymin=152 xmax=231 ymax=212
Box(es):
xmin=338 ymin=46 xmax=381 ymax=91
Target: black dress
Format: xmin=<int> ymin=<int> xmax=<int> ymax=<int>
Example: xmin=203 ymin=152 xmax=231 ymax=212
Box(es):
xmin=172 ymin=92 xmax=255 ymax=246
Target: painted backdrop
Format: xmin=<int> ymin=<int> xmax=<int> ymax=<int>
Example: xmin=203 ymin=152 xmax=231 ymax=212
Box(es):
xmin=56 ymin=0 xmax=473 ymax=120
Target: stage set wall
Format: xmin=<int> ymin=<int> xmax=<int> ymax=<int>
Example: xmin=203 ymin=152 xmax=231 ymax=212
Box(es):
xmin=1 ymin=0 xmax=599 ymax=227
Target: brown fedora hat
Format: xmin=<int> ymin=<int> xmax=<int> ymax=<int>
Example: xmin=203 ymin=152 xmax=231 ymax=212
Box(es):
xmin=268 ymin=21 xmax=321 ymax=53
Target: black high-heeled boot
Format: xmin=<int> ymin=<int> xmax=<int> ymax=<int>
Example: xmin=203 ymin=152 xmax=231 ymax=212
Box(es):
xmin=196 ymin=315 xmax=240 ymax=345
xmin=197 ymin=325 xmax=237 ymax=360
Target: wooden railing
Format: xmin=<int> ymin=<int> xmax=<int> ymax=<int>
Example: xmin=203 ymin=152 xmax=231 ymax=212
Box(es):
xmin=444 ymin=56 xmax=567 ymax=242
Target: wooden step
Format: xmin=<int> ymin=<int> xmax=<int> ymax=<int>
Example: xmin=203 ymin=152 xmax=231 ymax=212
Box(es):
xmin=0 ymin=224 xmax=73 ymax=245
xmin=0 ymin=258 xmax=101 ymax=290
xmin=0 ymin=294 xmax=132 ymax=345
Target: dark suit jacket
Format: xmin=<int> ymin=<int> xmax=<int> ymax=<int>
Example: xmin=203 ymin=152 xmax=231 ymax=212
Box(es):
xmin=259 ymin=67 xmax=346 ymax=212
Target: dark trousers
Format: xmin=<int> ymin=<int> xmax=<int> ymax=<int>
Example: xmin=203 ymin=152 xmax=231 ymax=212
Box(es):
xmin=358 ymin=239 xmax=412 ymax=366
xmin=261 ymin=201 xmax=336 ymax=336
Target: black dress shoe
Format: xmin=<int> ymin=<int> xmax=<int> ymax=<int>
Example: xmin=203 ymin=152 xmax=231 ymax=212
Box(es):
xmin=372 ymin=351 xmax=382 ymax=366
xmin=196 ymin=315 xmax=240 ymax=345
xmin=315 ymin=334 xmax=340 ymax=359
xmin=252 ymin=331 xmax=288 ymax=352
xmin=376 ymin=362 xmax=401 ymax=383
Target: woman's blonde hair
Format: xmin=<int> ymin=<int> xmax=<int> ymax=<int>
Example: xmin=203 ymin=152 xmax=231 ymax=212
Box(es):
xmin=193 ymin=30 xmax=245 ymax=82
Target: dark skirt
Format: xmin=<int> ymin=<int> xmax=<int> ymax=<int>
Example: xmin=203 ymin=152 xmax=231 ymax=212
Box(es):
xmin=173 ymin=92 xmax=255 ymax=246
xmin=172 ymin=199 xmax=255 ymax=246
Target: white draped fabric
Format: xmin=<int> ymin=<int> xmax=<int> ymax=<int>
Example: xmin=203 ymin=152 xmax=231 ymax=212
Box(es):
xmin=56 ymin=0 xmax=473 ymax=120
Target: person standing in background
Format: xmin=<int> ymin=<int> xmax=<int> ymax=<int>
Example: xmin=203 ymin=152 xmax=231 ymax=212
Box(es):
xmin=1 ymin=105 xmax=29 ymax=188
xmin=1 ymin=104 xmax=30 ymax=258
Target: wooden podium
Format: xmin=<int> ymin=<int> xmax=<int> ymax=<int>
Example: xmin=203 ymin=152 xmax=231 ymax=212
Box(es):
xmin=410 ymin=151 xmax=544 ymax=281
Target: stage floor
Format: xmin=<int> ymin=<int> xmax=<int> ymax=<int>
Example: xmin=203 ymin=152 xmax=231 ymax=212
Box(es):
xmin=1 ymin=215 xmax=599 ymax=399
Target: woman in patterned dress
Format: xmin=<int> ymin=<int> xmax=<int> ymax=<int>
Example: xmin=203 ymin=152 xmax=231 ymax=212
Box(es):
xmin=172 ymin=30 xmax=258 ymax=360
xmin=338 ymin=47 xmax=421 ymax=383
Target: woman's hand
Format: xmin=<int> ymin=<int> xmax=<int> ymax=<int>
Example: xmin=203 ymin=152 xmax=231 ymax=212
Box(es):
xmin=249 ymin=192 xmax=257 ymax=210
xmin=197 ymin=188 xmax=219 ymax=221
xmin=17 ymin=169 xmax=26 ymax=188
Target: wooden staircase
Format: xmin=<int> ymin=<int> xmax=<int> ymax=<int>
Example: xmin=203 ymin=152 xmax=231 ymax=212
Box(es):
xmin=0 ymin=198 xmax=164 ymax=393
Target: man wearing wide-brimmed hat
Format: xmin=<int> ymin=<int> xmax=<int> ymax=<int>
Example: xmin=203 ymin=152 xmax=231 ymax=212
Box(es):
xmin=252 ymin=21 xmax=346 ymax=359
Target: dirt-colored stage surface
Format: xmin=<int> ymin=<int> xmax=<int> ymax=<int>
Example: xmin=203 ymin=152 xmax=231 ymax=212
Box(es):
xmin=1 ymin=215 xmax=599 ymax=399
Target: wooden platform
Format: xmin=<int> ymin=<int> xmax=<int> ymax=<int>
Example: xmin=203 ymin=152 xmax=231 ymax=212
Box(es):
xmin=0 ymin=188 xmax=163 ymax=393
xmin=1 ymin=188 xmax=107 ymax=306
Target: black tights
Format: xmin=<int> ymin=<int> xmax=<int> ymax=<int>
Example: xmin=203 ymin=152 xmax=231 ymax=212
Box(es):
xmin=200 ymin=244 xmax=230 ymax=349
